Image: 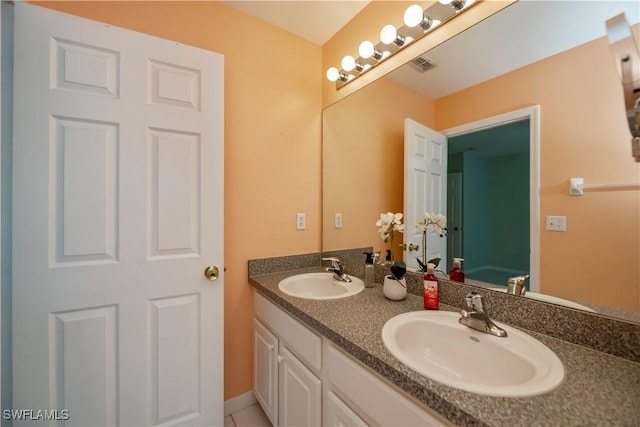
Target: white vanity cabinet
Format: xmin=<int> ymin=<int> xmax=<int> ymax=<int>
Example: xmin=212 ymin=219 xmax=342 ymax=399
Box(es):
xmin=253 ymin=292 xmax=451 ymax=427
xmin=254 ymin=293 xmax=322 ymax=427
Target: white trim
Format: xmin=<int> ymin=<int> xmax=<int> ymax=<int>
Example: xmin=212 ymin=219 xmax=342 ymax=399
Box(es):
xmin=442 ymin=106 xmax=541 ymax=293
xmin=224 ymin=391 xmax=258 ymax=417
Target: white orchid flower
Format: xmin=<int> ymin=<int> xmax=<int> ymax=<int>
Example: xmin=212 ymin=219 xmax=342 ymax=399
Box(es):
xmin=416 ymin=212 xmax=447 ymax=235
xmin=376 ymin=212 xmax=404 ymax=243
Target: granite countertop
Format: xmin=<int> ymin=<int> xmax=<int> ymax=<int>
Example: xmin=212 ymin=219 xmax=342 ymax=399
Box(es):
xmin=249 ymin=266 xmax=640 ymax=427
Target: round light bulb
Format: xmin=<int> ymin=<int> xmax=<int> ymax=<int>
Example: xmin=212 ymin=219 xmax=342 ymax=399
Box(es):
xmin=380 ymin=25 xmax=398 ymax=44
xmin=438 ymin=0 xmax=452 ymax=4
xmin=326 ymin=67 xmax=340 ymax=82
xmin=359 ymin=41 xmax=375 ymax=59
xmin=341 ymin=55 xmax=356 ymax=72
xmin=404 ymin=5 xmax=424 ymax=28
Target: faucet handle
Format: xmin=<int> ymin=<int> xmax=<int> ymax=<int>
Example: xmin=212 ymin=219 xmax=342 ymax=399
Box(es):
xmin=464 ymin=291 xmax=485 ymax=313
xmin=322 ymin=257 xmax=341 ymax=269
xmin=506 ymin=275 xmax=529 ymax=296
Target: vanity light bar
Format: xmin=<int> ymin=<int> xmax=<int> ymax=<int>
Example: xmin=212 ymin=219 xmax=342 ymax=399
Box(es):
xmin=327 ymin=0 xmax=476 ymax=89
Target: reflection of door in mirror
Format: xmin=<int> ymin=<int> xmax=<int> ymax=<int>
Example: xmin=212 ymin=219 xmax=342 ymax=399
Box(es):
xmin=403 ymin=119 xmax=447 ymax=272
xmin=447 ymin=173 xmax=463 ymax=271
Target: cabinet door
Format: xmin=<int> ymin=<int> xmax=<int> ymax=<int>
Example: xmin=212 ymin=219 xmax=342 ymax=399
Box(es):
xmin=325 ymin=392 xmax=368 ymax=427
xmin=253 ymin=319 xmax=279 ymax=426
xmin=279 ymin=347 xmax=322 ymax=427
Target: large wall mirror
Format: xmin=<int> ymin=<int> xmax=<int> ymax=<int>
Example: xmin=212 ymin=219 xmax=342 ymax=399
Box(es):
xmin=322 ymin=1 xmax=640 ymax=322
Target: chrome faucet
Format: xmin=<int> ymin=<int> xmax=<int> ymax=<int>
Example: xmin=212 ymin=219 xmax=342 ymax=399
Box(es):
xmin=506 ymin=275 xmax=529 ymax=296
xmin=322 ymin=257 xmax=352 ymax=283
xmin=459 ymin=292 xmax=507 ymax=337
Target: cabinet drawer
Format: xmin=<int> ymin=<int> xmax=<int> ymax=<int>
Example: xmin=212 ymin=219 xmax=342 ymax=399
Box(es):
xmin=254 ymin=292 xmax=322 ymax=371
xmin=326 ymin=344 xmax=451 ymax=427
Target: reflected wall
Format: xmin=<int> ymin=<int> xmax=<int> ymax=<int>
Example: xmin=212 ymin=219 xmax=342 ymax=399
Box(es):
xmin=323 ymin=77 xmax=434 ymax=261
xmin=435 ymin=30 xmax=640 ymax=312
xmin=323 ymin=27 xmax=640 ymax=313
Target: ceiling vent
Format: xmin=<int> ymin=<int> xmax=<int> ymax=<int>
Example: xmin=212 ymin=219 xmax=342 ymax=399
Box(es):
xmin=408 ymin=57 xmax=437 ymax=73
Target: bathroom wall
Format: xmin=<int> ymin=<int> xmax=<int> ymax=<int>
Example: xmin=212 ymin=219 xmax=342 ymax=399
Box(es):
xmin=28 ymin=1 xmax=322 ymax=400
xmin=436 ymin=30 xmax=640 ymax=311
xmin=322 ymin=76 xmax=434 ymax=260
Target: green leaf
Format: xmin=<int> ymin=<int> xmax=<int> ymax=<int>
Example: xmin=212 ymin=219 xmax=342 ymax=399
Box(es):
xmin=428 ymin=257 xmax=441 ymax=268
xmin=390 ymin=261 xmax=406 ymax=280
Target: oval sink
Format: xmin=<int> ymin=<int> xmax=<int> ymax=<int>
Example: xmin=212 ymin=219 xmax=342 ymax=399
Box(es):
xmin=382 ymin=311 xmax=564 ymax=397
xmin=278 ymin=272 xmax=365 ymax=300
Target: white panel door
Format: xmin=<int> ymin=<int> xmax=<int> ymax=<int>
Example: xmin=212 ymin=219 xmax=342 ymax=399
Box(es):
xmin=403 ymin=118 xmax=447 ymax=271
xmin=279 ymin=347 xmax=321 ymax=427
xmin=12 ymin=3 xmax=224 ymax=426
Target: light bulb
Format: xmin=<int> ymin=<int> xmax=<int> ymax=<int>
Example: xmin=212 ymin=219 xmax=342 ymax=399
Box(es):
xmin=326 ymin=67 xmax=340 ymax=82
xmin=359 ymin=41 xmax=375 ymax=58
xmin=380 ymin=25 xmax=398 ymax=44
xmin=438 ymin=0 xmax=452 ymax=4
xmin=341 ymin=55 xmax=356 ymax=72
xmin=404 ymin=5 xmax=424 ymax=28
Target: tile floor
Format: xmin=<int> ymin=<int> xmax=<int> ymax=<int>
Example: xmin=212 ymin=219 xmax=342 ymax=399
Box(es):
xmin=225 ymin=403 xmax=271 ymax=427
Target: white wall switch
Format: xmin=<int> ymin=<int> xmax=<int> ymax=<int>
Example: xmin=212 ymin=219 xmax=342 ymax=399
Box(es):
xmin=296 ymin=213 xmax=306 ymax=230
xmin=334 ymin=213 xmax=343 ymax=229
xmin=546 ymin=215 xmax=567 ymax=232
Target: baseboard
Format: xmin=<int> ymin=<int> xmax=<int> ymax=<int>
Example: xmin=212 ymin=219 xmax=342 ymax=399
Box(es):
xmin=224 ymin=390 xmax=257 ymax=417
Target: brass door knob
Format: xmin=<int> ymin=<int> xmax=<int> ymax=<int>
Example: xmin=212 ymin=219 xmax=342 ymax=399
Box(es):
xmin=204 ymin=265 xmax=220 ymax=281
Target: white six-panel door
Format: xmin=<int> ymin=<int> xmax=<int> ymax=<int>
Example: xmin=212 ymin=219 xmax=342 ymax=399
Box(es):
xmin=403 ymin=118 xmax=447 ymax=272
xmin=12 ymin=3 xmax=223 ymax=426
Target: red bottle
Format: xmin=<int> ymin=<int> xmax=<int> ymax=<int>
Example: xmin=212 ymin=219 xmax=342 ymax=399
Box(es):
xmin=449 ymin=258 xmax=465 ymax=283
xmin=423 ymin=263 xmax=439 ymax=310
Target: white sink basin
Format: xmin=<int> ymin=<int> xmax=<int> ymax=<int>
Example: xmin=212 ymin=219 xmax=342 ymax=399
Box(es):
xmin=278 ymin=272 xmax=365 ymax=300
xmin=490 ymin=287 xmax=596 ymax=312
xmin=381 ymin=311 xmax=564 ymax=397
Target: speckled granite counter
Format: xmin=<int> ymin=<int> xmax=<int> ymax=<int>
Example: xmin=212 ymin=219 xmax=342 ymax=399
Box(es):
xmin=249 ymin=266 xmax=640 ymax=427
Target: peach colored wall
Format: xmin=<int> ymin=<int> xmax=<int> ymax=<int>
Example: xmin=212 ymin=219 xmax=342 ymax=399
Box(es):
xmin=322 ymin=0 xmax=515 ymax=108
xmin=323 ymin=77 xmax=435 ymax=259
xmin=435 ymin=31 xmax=640 ymax=312
xmin=31 ymin=1 xmax=322 ymax=400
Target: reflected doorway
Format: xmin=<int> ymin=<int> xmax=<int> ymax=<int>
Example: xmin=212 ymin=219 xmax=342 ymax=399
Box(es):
xmin=446 ymin=119 xmax=531 ymax=288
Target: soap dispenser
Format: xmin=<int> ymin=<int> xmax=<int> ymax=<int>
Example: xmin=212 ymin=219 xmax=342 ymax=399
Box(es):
xmin=423 ymin=263 xmax=439 ymax=310
xmin=449 ymin=258 xmax=465 ymax=283
xmin=363 ymin=252 xmax=376 ymax=288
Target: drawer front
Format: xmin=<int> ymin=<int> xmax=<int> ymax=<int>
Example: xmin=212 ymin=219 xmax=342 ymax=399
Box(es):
xmin=326 ymin=344 xmax=451 ymax=427
xmin=254 ymin=292 xmax=322 ymax=371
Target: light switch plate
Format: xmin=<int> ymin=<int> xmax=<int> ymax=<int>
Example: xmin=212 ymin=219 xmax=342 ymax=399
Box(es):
xmin=334 ymin=213 xmax=343 ymax=229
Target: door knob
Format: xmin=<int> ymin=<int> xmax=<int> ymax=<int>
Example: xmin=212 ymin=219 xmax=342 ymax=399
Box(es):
xmin=204 ymin=265 xmax=220 ymax=281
